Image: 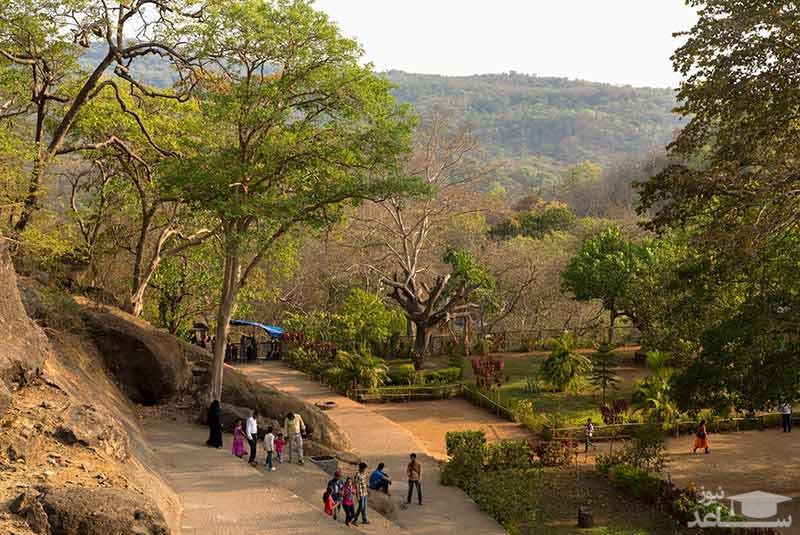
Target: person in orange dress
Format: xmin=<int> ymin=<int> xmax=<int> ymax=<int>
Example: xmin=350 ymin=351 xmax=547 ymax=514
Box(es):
xmin=693 ymin=420 xmax=710 ymax=454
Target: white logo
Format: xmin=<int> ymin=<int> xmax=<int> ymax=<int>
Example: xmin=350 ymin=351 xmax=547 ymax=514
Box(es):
xmin=688 ymin=487 xmax=792 ymax=529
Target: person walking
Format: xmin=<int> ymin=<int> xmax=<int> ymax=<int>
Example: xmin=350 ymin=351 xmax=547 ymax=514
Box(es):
xmin=327 ymin=470 xmax=344 ymax=521
xmin=231 ymin=418 xmax=246 ymax=458
xmin=275 ymin=433 xmax=285 ymax=463
xmin=245 ymin=410 xmax=259 ymax=466
xmin=584 ymin=418 xmax=595 ymax=453
xmin=263 ymin=426 xmax=276 ymax=470
xmin=342 ymin=477 xmax=356 ymax=526
xmin=407 ymin=453 xmax=422 ymax=505
xmin=354 ymin=462 xmax=370 ymax=525
xmin=781 ymin=402 xmax=793 ymax=433
xmin=693 ymin=420 xmax=710 ymax=454
xmin=284 ymin=412 xmax=306 ymax=465
xmin=205 ymin=400 xmax=223 ymax=449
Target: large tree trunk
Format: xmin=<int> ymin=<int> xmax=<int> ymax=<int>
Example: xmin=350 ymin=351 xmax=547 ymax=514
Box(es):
xmin=607 ymin=309 xmax=616 ymax=345
xmin=209 ymin=251 xmax=241 ymax=404
xmin=413 ymin=322 xmax=431 ymax=370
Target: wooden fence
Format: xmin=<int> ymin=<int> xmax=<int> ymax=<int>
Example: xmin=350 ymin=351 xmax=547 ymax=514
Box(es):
xmin=353 ymin=383 xmax=464 ymax=403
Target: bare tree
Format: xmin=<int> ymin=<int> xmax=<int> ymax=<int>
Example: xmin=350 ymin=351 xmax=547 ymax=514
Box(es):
xmin=355 ymin=114 xmax=495 ymax=368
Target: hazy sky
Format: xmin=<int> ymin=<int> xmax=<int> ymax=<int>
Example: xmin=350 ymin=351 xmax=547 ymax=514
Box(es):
xmin=313 ymin=1 xmax=697 ymax=88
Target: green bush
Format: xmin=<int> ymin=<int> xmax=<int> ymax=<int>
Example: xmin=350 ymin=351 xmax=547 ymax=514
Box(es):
xmin=595 ymin=426 xmax=667 ymax=475
xmin=388 ymin=363 xmax=416 ymax=385
xmin=470 ymin=469 xmax=541 ymax=532
xmin=608 ymin=464 xmax=665 ymax=503
xmin=486 ymin=440 xmax=531 ymax=471
xmin=425 ymin=366 xmax=462 ymax=385
xmin=532 ymin=440 xmax=574 ymax=467
xmin=440 ymin=447 xmax=484 ymax=491
xmin=446 ymin=430 xmax=487 ymax=457
xmin=324 ymin=350 xmax=388 ymax=394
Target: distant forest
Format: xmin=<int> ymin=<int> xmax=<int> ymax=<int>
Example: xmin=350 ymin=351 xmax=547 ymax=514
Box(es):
xmin=81 ymin=46 xmax=681 ymax=197
xmin=386 ymin=71 xmax=681 ymax=195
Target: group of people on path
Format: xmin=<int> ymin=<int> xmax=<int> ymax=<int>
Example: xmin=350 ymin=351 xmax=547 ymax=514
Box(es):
xmin=205 ymin=401 xmax=307 ymax=468
xmin=322 ymin=454 xmax=423 ymax=527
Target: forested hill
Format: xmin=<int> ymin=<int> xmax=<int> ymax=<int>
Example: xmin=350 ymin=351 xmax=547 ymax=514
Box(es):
xmin=386 ymin=70 xmax=681 ymax=170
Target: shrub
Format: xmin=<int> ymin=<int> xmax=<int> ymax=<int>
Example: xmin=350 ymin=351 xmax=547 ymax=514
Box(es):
xmin=472 ymin=337 xmax=490 ymax=356
xmin=425 ymin=366 xmax=462 ymax=385
xmin=470 ymin=469 xmax=541 ymax=531
xmin=441 ymin=447 xmax=484 ymax=491
xmin=388 ymin=363 xmax=416 ymax=386
xmin=486 ymin=440 xmax=532 ymax=471
xmin=532 ymin=440 xmax=574 ymax=467
xmin=600 ymin=399 xmax=629 ymax=424
xmin=520 ymin=335 xmax=539 ymax=353
xmin=540 ymin=335 xmax=590 ymax=392
xmin=595 ymin=425 xmax=667 ymax=474
xmin=324 ymin=351 xmax=388 ymax=394
xmin=446 ymin=430 xmax=487 ymax=457
xmin=471 ymin=355 xmax=505 ymax=389
xmin=608 ymin=464 xmax=665 ymax=503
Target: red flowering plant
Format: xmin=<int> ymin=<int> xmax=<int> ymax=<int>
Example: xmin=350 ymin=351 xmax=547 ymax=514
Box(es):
xmin=471 ymin=355 xmax=505 ymax=389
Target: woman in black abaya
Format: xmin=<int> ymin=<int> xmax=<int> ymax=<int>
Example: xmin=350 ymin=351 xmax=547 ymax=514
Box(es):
xmin=206 ymin=400 xmax=223 ymax=448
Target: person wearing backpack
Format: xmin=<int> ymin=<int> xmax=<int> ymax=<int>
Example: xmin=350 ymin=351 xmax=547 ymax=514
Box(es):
xmin=326 ymin=470 xmax=344 ymax=521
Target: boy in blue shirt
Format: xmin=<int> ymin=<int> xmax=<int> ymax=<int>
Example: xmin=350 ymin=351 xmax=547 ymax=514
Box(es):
xmin=369 ymin=462 xmax=392 ymax=495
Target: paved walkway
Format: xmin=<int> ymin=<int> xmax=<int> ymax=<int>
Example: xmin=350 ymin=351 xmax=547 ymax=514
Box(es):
xmin=240 ymin=361 xmax=507 ymax=535
xmin=147 ymin=422 xmax=402 ymax=535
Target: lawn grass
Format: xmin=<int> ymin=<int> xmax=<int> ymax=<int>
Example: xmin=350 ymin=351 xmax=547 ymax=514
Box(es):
xmin=527 ymin=467 xmax=685 ymax=535
xmin=461 ymin=348 xmax=647 ymax=430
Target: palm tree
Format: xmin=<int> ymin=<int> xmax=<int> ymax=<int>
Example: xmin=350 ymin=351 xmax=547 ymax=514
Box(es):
xmin=632 ymin=351 xmax=679 ymax=424
xmin=541 ymin=335 xmax=591 ymax=392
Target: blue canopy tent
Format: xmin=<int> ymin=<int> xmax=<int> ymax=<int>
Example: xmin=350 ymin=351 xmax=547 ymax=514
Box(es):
xmin=228 ymin=320 xmax=285 ymax=362
xmin=230 ymin=319 xmax=284 ymax=339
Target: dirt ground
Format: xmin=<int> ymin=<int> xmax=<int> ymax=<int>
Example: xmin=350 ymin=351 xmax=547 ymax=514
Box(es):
xmin=370 ymin=398 xmax=535 ymax=459
xmin=666 ymin=428 xmax=800 ymax=533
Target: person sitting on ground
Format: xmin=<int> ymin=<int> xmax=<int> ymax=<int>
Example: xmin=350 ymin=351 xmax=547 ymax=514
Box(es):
xmin=284 ymin=412 xmax=307 ymax=465
xmin=231 ymin=418 xmax=246 ymax=458
xmin=369 ymin=462 xmax=392 ymax=495
xmin=327 ymin=470 xmax=344 ymax=521
xmin=693 ymin=419 xmax=710 ymax=454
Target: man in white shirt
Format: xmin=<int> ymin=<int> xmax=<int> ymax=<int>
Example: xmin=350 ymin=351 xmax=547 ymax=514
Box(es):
xmin=781 ymin=402 xmax=792 ymax=433
xmin=284 ymin=412 xmax=306 ymax=465
xmin=245 ymin=410 xmax=259 ymax=465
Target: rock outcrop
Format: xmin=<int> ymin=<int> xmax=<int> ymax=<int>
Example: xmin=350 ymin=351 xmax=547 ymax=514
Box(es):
xmin=0 ymin=245 xmax=50 ymax=416
xmin=76 ymin=302 xmax=192 ymax=406
xmin=11 ymin=487 xmax=169 ymax=535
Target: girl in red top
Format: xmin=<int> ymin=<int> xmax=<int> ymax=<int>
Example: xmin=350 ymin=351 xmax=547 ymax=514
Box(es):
xmin=342 ymin=477 xmax=356 ymax=526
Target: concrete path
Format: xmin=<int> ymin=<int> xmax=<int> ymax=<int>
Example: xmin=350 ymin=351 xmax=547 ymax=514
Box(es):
xmin=240 ymin=361 xmax=507 ymax=535
xmin=147 ymin=422 xmax=402 ymax=535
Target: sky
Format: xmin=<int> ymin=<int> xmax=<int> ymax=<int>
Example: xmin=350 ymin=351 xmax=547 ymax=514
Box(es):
xmin=313 ymin=0 xmax=698 ymax=88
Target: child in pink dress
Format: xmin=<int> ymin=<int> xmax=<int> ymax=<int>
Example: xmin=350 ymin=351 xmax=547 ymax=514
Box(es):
xmin=232 ymin=419 xmax=246 ymax=458
xmin=275 ymin=433 xmax=285 ymax=463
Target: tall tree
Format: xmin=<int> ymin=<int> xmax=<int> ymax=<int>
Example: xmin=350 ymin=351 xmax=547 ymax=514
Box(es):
xmin=0 ymin=0 xmax=200 ymax=235
xmin=561 ymin=227 xmax=644 ymax=344
xmin=168 ymin=0 xmax=416 ymax=402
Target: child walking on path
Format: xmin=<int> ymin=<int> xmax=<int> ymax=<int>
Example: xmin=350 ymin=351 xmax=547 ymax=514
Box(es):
xmin=263 ymin=426 xmax=276 ymax=471
xmin=342 ymin=478 xmax=356 ymax=526
xmin=584 ymin=418 xmax=595 ymax=453
xmin=231 ymin=419 xmax=246 ymax=458
xmin=275 ymin=433 xmax=285 ymax=463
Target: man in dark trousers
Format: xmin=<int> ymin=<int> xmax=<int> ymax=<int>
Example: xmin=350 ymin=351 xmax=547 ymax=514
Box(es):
xmin=245 ymin=409 xmax=259 ymax=465
xmin=407 ymin=453 xmax=422 ymax=505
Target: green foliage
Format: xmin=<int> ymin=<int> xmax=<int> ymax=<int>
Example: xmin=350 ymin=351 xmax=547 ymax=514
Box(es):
xmin=325 ymin=350 xmax=388 ymax=394
xmin=440 ymin=447 xmax=484 ymax=492
xmin=445 ymin=430 xmax=487 ymax=457
xmin=490 ymin=202 xmax=576 ymax=240
xmin=532 ymin=441 xmax=574 ymax=467
xmin=540 ymin=335 xmax=591 ymax=392
xmin=596 ymin=426 xmax=667 ymax=475
xmin=562 ymin=227 xmax=644 ymax=329
xmin=632 ymin=351 xmax=678 ymax=423
xmin=607 ymin=464 xmax=665 ymax=503
xmin=469 ymin=469 xmax=541 ymax=532
xmin=485 ymin=441 xmax=532 ymax=471
xmin=387 ymin=364 xmax=416 ymax=386
xmin=425 ymin=367 xmax=462 ymax=385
